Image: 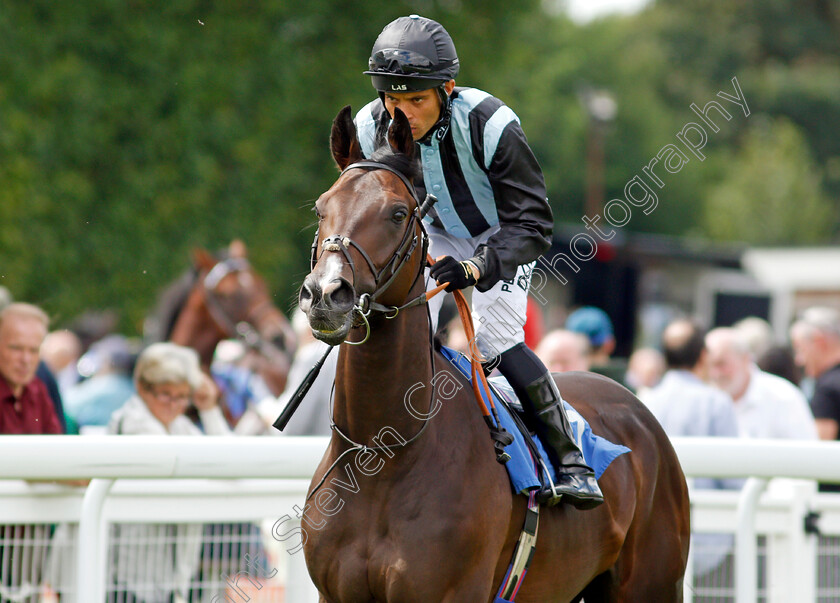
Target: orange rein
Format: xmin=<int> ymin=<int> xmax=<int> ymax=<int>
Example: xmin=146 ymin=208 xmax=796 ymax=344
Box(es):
xmin=426 ymin=255 xmax=496 ymax=419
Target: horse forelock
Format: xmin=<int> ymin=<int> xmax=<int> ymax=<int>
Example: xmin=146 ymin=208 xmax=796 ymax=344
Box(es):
xmin=368 ymin=146 xmax=421 ymax=188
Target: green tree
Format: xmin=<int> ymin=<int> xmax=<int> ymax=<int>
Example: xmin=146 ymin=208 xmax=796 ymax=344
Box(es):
xmin=0 ymin=1 xmax=540 ymax=333
xmin=704 ymin=117 xmax=833 ymax=244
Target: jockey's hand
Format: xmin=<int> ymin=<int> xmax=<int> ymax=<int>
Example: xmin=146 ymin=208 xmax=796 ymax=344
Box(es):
xmin=429 ymin=255 xmax=479 ymax=292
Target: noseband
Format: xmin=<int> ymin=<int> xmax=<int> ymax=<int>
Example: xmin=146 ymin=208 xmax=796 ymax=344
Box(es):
xmin=310 ymin=161 xmax=434 ymax=344
xmin=281 ymin=160 xmax=440 ymax=464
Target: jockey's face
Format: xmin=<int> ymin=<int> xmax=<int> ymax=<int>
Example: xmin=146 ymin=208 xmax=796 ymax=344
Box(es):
xmin=383 ymin=80 xmax=455 ymax=141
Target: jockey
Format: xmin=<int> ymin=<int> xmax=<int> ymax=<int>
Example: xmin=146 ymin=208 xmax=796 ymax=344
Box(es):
xmin=355 ymin=15 xmax=603 ymax=509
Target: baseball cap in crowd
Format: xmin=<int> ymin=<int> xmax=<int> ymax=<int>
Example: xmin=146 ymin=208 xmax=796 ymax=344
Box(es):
xmin=565 ymin=306 xmax=614 ymax=347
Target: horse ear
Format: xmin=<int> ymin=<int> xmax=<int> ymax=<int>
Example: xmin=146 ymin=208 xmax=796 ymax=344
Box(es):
xmin=193 ymin=248 xmax=216 ymax=270
xmin=229 ymin=239 xmax=247 ymax=259
xmin=330 ymin=105 xmax=363 ymax=170
xmin=388 ymin=108 xmax=415 ymax=159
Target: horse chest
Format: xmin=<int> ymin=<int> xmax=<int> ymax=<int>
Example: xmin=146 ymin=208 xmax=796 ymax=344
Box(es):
xmin=311 ymin=544 xmax=438 ymax=602
xmin=305 ymin=521 xmax=417 ymax=601
xmin=304 ymin=486 xmax=473 ymax=601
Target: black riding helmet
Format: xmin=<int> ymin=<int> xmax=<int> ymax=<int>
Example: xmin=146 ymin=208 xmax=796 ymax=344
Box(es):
xmin=364 ymin=15 xmax=459 ymax=95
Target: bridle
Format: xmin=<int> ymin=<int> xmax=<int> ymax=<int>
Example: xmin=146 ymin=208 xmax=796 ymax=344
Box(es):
xmin=300 ymin=159 xmax=440 ymax=498
xmin=310 ymin=160 xmax=436 ymax=344
xmin=301 ymin=159 xmax=516 ymax=530
xmin=200 ymin=257 xmax=290 ymax=359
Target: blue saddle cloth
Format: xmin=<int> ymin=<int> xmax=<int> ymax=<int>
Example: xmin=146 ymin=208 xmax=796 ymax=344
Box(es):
xmin=440 ymin=346 xmax=631 ymax=495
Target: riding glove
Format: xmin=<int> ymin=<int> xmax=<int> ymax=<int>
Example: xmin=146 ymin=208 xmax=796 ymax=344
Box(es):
xmin=429 ymin=256 xmax=480 ymax=292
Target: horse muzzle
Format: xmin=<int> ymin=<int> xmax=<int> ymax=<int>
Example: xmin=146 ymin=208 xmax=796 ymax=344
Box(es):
xmin=299 ymin=274 xmax=356 ymax=345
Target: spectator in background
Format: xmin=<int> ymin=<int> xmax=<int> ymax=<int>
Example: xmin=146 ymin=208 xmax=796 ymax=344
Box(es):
xmin=565 ymin=306 xmax=615 ymax=365
xmin=565 ymin=306 xmax=625 ymax=382
xmin=732 ymin=316 xmax=774 ymax=360
xmin=645 ymin=318 xmax=741 ymax=578
xmin=0 ymin=303 xmax=62 ymax=435
xmin=107 ymin=342 xmax=229 ymax=603
xmin=63 ymin=334 xmax=137 ymax=434
xmin=733 ymin=316 xmax=801 ymax=386
xmin=0 ymin=302 xmax=61 ymax=603
xmin=624 ymin=347 xmax=666 ymax=404
xmin=790 ymin=307 xmax=840 ymax=443
xmin=705 ymin=327 xmax=816 ymax=440
xmin=209 ymin=339 xmax=275 ymax=432
xmin=646 ymin=319 xmax=739 ymax=464
xmin=0 ymin=292 xmax=66 ymax=433
xmin=535 ymin=329 xmax=591 ymax=373
xmin=109 ymin=342 xmax=228 ymax=437
xmin=40 ymin=329 xmax=82 ymax=399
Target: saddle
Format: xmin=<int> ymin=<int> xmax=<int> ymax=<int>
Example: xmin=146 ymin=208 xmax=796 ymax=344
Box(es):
xmin=438 ymin=345 xmax=630 ymax=497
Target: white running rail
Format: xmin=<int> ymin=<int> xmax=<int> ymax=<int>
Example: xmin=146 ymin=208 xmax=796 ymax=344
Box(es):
xmin=2 ymin=435 xmax=840 ymax=602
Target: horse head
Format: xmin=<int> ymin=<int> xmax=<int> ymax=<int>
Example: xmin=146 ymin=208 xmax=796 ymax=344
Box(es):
xmin=300 ymin=106 xmax=426 ymax=346
xmin=173 ymin=240 xmax=297 ymax=391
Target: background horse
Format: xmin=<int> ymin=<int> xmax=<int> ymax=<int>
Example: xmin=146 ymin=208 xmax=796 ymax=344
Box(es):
xmin=145 ymin=239 xmax=296 ymax=426
xmin=296 ymin=106 xmax=690 ymax=602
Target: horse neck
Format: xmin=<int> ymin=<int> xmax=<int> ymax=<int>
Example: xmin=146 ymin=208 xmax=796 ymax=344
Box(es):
xmin=169 ymin=290 xmax=223 ymax=368
xmin=332 ymin=285 xmax=435 ymax=445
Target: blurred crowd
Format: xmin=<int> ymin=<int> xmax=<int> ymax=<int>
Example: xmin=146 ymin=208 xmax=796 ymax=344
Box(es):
xmin=2 ymin=281 xmax=838 ymax=456
xmin=0 ymin=289 xmax=840 ymax=458
xmin=442 ymin=300 xmax=835 ymax=448
xmin=2 ymin=281 xmax=838 ymax=464
xmin=3 ymin=280 xmax=840 ymax=598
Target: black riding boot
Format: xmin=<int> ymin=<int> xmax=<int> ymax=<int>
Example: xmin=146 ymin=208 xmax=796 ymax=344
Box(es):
xmin=497 ymin=343 xmax=604 ymax=510
xmin=526 ymin=372 xmax=604 ymax=509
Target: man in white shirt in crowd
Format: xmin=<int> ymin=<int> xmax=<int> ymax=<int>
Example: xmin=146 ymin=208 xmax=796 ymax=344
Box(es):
xmin=706 ymin=327 xmax=817 ymax=440
xmin=645 ymin=318 xmax=741 ymax=578
xmin=646 ymin=319 xmax=740 ymax=451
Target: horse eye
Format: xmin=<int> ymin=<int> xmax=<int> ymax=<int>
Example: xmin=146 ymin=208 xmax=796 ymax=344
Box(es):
xmin=392 ymin=208 xmax=408 ymax=223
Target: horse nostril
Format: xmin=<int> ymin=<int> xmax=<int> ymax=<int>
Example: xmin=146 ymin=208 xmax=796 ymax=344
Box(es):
xmin=323 ymin=278 xmax=355 ymax=312
xmin=299 ymin=278 xmax=320 ymax=312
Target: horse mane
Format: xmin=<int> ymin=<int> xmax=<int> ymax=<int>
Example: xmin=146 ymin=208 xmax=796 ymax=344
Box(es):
xmin=369 ymin=143 xmax=422 ymax=184
xmin=143 ymin=268 xmax=198 ymax=344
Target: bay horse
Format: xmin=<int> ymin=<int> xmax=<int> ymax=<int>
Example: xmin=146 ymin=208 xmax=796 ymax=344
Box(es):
xmin=145 ymin=240 xmax=297 ymax=423
xmin=297 ymin=106 xmax=690 ymax=602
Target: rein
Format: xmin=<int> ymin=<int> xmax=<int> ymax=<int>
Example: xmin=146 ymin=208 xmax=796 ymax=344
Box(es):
xmin=310 ymin=161 xmax=441 ymax=344
xmin=296 ymin=156 xmax=541 ymax=602
xmin=448 ymin=278 xmax=515 ymax=463
xmin=286 ymin=158 xmax=510 ymax=479
xmin=274 ymin=159 xmax=438 ymax=431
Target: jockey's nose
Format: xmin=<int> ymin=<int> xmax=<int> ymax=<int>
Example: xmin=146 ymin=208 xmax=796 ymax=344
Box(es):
xmin=300 ymin=275 xmax=355 ymax=315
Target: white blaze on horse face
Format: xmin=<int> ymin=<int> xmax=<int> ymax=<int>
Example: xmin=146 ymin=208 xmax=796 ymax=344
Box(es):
xmin=317 ymin=252 xmax=347 ymax=296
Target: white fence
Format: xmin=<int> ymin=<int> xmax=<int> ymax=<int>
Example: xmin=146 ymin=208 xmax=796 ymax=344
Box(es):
xmin=2 ymin=436 xmax=840 ymax=602
xmin=0 ymin=436 xmax=324 ymax=603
